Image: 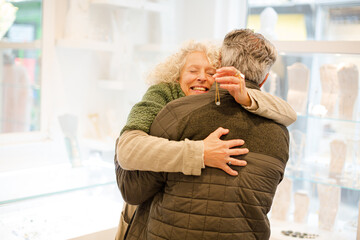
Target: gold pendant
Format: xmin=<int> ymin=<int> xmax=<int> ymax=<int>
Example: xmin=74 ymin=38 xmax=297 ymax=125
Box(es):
xmin=215 ymin=82 xmax=220 ymax=105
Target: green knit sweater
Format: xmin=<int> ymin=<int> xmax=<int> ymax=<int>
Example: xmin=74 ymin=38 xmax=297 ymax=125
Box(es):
xmin=121 ymin=82 xmax=186 ymax=135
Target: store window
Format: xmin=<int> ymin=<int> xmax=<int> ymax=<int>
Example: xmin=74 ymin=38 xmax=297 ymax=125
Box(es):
xmin=0 ymin=0 xmax=42 ymax=134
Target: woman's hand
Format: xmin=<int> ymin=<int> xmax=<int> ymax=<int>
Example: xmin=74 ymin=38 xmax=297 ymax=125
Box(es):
xmin=203 ymin=127 xmax=248 ymax=176
xmin=213 ymin=66 xmax=251 ymax=106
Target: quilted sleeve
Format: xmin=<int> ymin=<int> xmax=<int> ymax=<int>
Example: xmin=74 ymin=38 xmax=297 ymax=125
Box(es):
xmin=115 ymin=145 xmax=166 ymax=205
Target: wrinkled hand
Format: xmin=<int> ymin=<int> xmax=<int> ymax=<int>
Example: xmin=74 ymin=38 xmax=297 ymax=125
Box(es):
xmin=203 ymin=127 xmax=248 ymax=176
xmin=213 ymin=66 xmax=251 ymax=106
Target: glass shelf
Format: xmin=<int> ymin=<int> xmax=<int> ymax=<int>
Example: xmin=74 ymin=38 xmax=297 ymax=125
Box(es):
xmin=296 ymin=113 xmax=360 ymax=124
xmin=91 ymin=0 xmax=168 ymax=13
xmin=285 ymin=167 xmax=360 ymax=192
xmin=0 ymin=183 xmax=123 ymax=240
xmin=0 ymin=40 xmax=41 ymax=49
xmin=0 ymin=158 xmax=116 ymax=205
xmin=55 ymin=39 xmax=116 ymax=52
xmin=274 ymin=41 xmax=360 ymax=55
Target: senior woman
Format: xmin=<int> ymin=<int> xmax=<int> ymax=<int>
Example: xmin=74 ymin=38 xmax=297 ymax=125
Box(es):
xmin=115 ymin=40 xmax=296 ymax=239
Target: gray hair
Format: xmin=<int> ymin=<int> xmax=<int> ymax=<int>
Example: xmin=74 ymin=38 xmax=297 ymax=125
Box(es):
xmin=147 ymin=40 xmax=221 ymax=85
xmin=221 ymin=29 xmax=277 ymax=85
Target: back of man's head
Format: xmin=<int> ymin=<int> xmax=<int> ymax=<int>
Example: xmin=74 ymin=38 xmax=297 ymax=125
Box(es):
xmin=221 ymin=28 xmax=277 ymax=85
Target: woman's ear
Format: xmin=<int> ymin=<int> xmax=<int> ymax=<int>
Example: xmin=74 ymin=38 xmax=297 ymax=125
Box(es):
xmin=259 ymin=73 xmax=269 ymax=88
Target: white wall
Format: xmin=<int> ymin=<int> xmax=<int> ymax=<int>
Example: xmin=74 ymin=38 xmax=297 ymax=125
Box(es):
xmin=172 ymin=0 xmax=248 ymax=43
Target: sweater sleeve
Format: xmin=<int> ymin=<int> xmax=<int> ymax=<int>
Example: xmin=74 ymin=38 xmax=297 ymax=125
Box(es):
xmin=243 ymin=88 xmax=297 ymax=127
xmin=121 ymin=83 xmax=184 ymax=134
xmin=117 ymin=130 xmax=204 ymax=176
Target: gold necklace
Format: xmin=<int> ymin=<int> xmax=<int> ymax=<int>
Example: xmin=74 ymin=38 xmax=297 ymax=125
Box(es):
xmin=215 ymin=82 xmax=220 ymax=105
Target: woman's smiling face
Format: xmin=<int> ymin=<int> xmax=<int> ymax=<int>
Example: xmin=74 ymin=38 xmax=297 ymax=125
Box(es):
xmin=179 ymin=51 xmax=216 ymax=96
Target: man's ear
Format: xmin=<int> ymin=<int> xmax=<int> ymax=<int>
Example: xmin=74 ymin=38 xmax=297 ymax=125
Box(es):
xmin=259 ymin=73 xmax=269 ymax=88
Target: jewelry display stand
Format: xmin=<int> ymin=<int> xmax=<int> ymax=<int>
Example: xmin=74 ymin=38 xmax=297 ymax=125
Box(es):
xmin=58 ymin=114 xmax=82 ymax=167
xmin=320 ymin=64 xmax=339 ymax=116
xmin=317 ymin=183 xmax=341 ymax=231
xmin=289 ymin=129 xmax=306 ymax=170
xmin=271 ymin=177 xmax=292 ymax=221
xmin=337 ymin=63 xmax=359 ymax=120
xmin=64 ymin=0 xmax=90 ymax=40
xmin=287 ymin=63 xmax=310 ymax=114
xmin=108 ymin=9 xmax=132 ymax=83
xmin=329 ymin=139 xmax=347 ymax=180
xmin=294 ymin=191 xmax=310 ymax=223
xmin=262 ymin=70 xmax=280 ymax=97
xmin=258 ymin=7 xmax=278 ymax=40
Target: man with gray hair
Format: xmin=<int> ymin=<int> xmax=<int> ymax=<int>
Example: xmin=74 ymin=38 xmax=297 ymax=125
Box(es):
xmin=221 ymin=28 xmax=277 ymax=85
xmin=118 ymin=29 xmax=290 ymax=240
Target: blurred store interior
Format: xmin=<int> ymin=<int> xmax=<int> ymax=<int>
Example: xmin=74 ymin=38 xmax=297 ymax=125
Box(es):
xmin=0 ymin=0 xmax=360 ymax=239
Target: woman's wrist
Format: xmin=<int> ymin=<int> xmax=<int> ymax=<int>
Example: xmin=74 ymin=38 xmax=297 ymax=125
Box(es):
xmin=241 ymin=92 xmax=252 ymax=107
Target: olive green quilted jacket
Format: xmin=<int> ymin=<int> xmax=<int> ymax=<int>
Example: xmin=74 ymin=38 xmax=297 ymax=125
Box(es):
xmin=118 ymin=82 xmax=289 ymax=240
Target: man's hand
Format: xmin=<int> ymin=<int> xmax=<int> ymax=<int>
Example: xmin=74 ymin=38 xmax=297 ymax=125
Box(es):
xmin=213 ymin=66 xmax=251 ymax=106
xmin=203 ymin=127 xmax=248 ymax=176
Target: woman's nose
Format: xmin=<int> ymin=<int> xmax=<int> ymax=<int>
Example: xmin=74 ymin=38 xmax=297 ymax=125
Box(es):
xmin=197 ymin=71 xmax=207 ymax=81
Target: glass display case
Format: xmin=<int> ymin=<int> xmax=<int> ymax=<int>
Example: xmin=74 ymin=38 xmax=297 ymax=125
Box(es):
xmin=264 ymin=51 xmax=360 ymax=240
xmin=0 ymin=179 xmax=122 ymax=240
xmin=0 ymin=0 xmax=170 ymax=238
xmin=247 ymin=1 xmax=360 ymax=239
xmin=0 ymin=1 xmax=123 ymax=239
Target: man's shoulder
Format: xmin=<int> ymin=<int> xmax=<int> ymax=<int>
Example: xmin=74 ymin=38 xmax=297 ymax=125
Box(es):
xmin=160 ymin=92 xmax=214 ymax=120
xmin=150 ymin=93 xmax=212 ymax=139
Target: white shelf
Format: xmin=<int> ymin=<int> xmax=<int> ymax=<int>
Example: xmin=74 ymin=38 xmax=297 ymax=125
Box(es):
xmin=97 ymin=79 xmax=124 ymax=90
xmin=0 ymin=40 xmax=41 ymax=49
xmin=274 ymin=41 xmax=360 ymax=55
xmin=249 ymin=0 xmax=360 ymax=8
xmin=91 ymin=0 xmax=168 ymax=12
xmin=135 ymin=43 xmax=176 ymax=53
xmin=56 ymin=39 xmax=116 ymax=52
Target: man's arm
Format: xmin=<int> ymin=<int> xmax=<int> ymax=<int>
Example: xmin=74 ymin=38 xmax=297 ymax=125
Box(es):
xmin=115 ymin=139 xmax=167 ymax=205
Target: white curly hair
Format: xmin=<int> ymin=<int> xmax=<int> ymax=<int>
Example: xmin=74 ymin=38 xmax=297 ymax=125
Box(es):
xmin=146 ymin=40 xmax=221 ymax=85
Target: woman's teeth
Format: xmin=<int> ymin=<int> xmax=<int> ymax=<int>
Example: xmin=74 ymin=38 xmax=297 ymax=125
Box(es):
xmin=191 ymin=87 xmax=207 ymax=91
